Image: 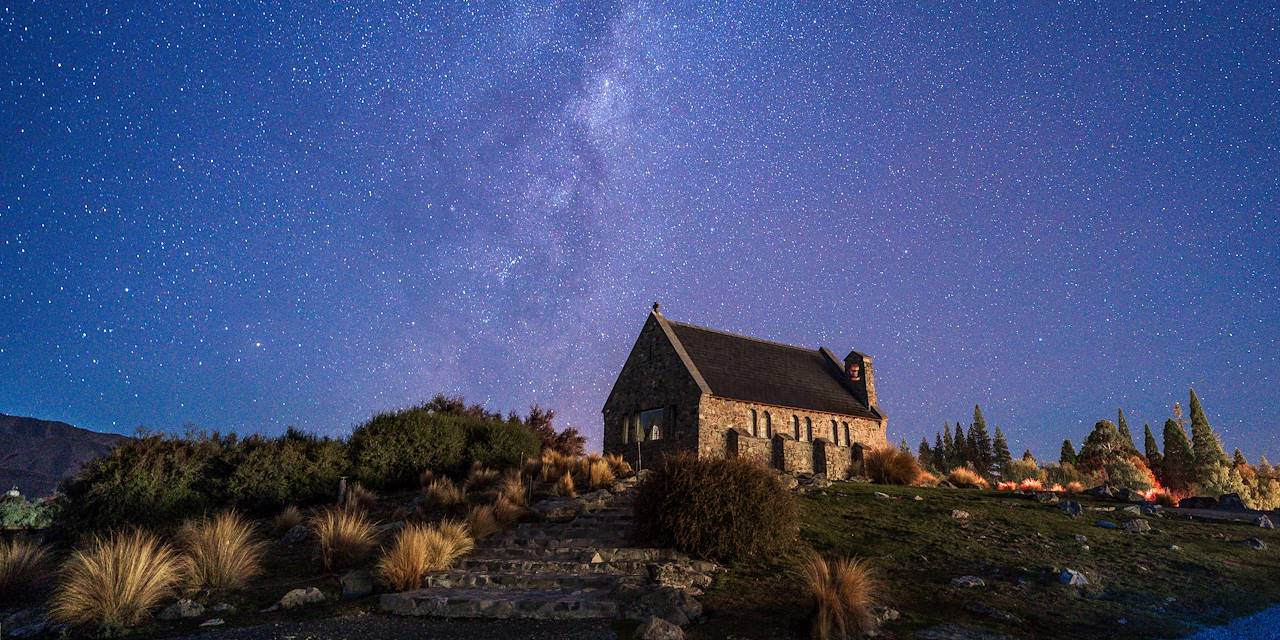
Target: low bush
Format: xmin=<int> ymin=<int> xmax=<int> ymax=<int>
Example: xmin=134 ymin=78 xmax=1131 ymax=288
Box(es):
xmin=865 ymin=447 xmax=922 ymax=485
xmin=497 ymin=470 xmax=526 ymax=506
xmin=912 ymin=471 xmax=940 ymax=487
xmin=464 ymin=465 xmax=500 ymax=490
xmin=224 ymin=429 xmax=349 ymax=512
xmin=179 ymin=511 xmax=266 ymax=592
xmin=947 ymin=467 xmax=989 ymax=489
xmin=1003 ymin=459 xmax=1044 ymax=484
xmin=493 ymin=493 xmax=524 ymax=525
xmin=376 ymin=520 xmax=474 ymax=591
xmin=604 ymin=453 xmax=633 ymax=478
xmin=1065 ymin=481 xmax=1085 ymax=494
xmin=634 ymin=453 xmax=797 ymax=562
xmin=0 ymin=495 xmax=56 ymax=530
xmin=464 ymin=419 xmax=541 ymax=470
xmin=0 ymin=538 xmax=50 ymax=598
xmin=50 ymin=530 xmax=187 ymax=631
xmin=312 ymin=507 xmax=377 ymax=572
xmin=350 ymin=407 xmax=469 ymax=489
xmin=342 ymin=482 xmax=378 ymax=512
xmin=803 ymin=553 xmax=880 ymax=640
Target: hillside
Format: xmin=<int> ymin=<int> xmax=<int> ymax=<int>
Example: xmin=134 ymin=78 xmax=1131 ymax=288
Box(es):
xmin=0 ymin=413 xmax=128 ymax=497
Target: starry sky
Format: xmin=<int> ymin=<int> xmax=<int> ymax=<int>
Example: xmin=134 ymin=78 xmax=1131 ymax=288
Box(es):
xmin=2 ymin=2 xmax=1278 ymax=460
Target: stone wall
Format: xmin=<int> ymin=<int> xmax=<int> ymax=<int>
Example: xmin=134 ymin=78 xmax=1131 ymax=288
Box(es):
xmin=772 ymin=434 xmax=814 ymax=473
xmin=814 ymin=438 xmax=853 ymax=479
xmin=725 ymin=428 xmax=771 ymax=465
xmin=697 ymin=395 xmax=887 ymax=474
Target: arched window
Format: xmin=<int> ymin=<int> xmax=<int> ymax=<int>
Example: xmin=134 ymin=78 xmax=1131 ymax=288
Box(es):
xmin=792 ymin=415 xmax=800 ymax=440
xmin=805 ymin=417 xmax=813 ymax=442
xmin=843 ymin=422 xmax=851 ymax=447
xmin=750 ymin=409 xmax=759 ymax=437
xmin=831 ymin=420 xmax=839 ymax=444
xmin=764 ymin=412 xmax=772 ymax=438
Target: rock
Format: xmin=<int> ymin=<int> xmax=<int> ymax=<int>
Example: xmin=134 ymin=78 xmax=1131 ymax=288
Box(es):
xmin=965 ymin=602 xmax=1023 ymax=624
xmin=280 ymin=522 xmax=312 ymax=544
xmin=950 ymin=575 xmax=985 ymax=588
xmin=779 ymin=475 xmax=800 ymax=491
xmin=1218 ymin=493 xmax=1248 ymax=511
xmin=1059 ymin=568 xmax=1089 ymax=586
xmin=1122 ymin=518 xmax=1152 ymax=534
xmin=1178 ymin=496 xmax=1219 ymax=510
xmin=1115 ymin=487 xmax=1147 ymax=503
xmin=636 ymin=616 xmax=684 ymax=640
xmin=1255 ymin=515 xmax=1274 ymax=529
xmin=578 ymin=489 xmax=613 ymax=512
xmin=1035 ymin=492 xmax=1059 ymax=504
xmin=1060 ymin=500 xmax=1082 ymax=518
xmin=3 ymin=610 xmax=48 ymax=638
xmin=1072 ymin=534 xmax=1088 ymax=543
xmin=210 ymin=603 xmax=236 ymax=614
xmin=951 ymin=509 xmax=971 ymax=520
xmin=915 ymin=624 xmax=1014 ymax=640
xmin=341 ymin=569 xmax=374 ymax=598
xmin=1095 ymin=520 xmax=1119 ymax=530
xmin=1244 ymin=537 xmax=1267 ymax=551
xmin=532 ymin=497 xmax=583 ymax=523
xmin=936 ymin=480 xmax=957 ymax=489
xmin=1083 ymin=484 xmax=1116 ymax=499
xmin=873 ymin=606 xmax=901 ymax=623
xmin=914 ymin=495 xmax=924 ymax=501
xmin=1169 ymin=544 xmax=1182 ymax=551
xmin=618 ymin=585 xmax=702 ymax=625
xmin=649 ymin=563 xmax=714 ymax=595
xmin=200 ymin=619 xmax=225 ymax=627
xmin=874 ymin=491 xmax=891 ymax=499
xmin=810 ymin=474 xmax=832 ymax=489
xmin=158 ymin=598 xmax=205 ymax=620
xmin=1141 ymin=504 xmax=1161 ymax=516
xmin=279 ymin=587 xmax=326 ymax=609
xmin=1120 ymin=505 xmax=1142 ymax=515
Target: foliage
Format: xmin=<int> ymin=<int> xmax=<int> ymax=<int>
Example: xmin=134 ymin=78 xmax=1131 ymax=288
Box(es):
xmin=1162 ymin=418 xmax=1197 ymax=493
xmin=865 ymin=447 xmax=922 ymax=485
xmin=585 ymin=457 xmax=616 ymax=490
xmin=224 ymin=428 xmax=349 ymax=512
xmin=342 ymin=482 xmax=378 ymax=512
xmin=1043 ymin=462 xmax=1095 ymax=489
xmin=966 ymin=405 xmax=994 ymax=474
xmin=917 ymin=439 xmax=934 ymax=470
xmin=992 ymin=427 xmax=1013 ymax=475
xmin=1102 ymin=456 xmax=1156 ymax=491
xmin=423 ymin=478 xmax=467 ymax=508
xmin=802 ymin=553 xmax=880 ymax=640
xmin=311 ymin=506 xmax=377 ymax=572
xmin=0 ymin=538 xmax=50 ymax=599
xmin=1197 ymin=463 xmax=1247 ymax=500
xmin=1116 ymin=409 xmax=1141 ymax=456
xmin=1076 ymin=420 xmax=1128 ymax=474
xmin=464 ymin=418 xmax=541 ymax=470
xmin=349 ymin=406 xmax=469 ymax=489
xmin=634 ymin=453 xmax=797 ymax=562
xmin=1059 ymin=439 xmax=1077 ymax=466
xmin=1143 ymin=424 xmax=1163 ymax=482
xmin=552 ymin=471 xmax=577 ymax=497
xmin=465 ymin=504 xmax=501 ymax=540
xmin=50 ymin=530 xmax=187 ymax=631
xmin=0 ymin=495 xmax=55 ymax=530
xmin=522 ymin=404 xmax=586 ymax=457
xmin=1188 ymin=389 xmax=1228 ymax=486
xmin=179 ymin=511 xmax=267 ymax=592
xmin=271 ymin=505 xmax=304 ymax=537
xmin=376 ymin=520 xmax=474 ymax=591
xmin=1003 ymin=458 xmax=1044 ymax=484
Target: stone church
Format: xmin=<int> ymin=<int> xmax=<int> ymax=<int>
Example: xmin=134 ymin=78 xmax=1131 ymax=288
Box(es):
xmin=602 ymin=304 xmax=888 ymax=478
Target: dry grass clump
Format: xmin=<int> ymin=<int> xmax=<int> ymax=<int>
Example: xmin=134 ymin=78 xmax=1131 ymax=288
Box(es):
xmin=553 ymin=471 xmax=577 ymax=497
xmin=342 ymin=482 xmax=378 ymax=512
xmin=493 ymin=493 xmax=525 ymax=525
xmin=912 ymin=470 xmax=940 ymax=487
xmin=604 ymin=453 xmax=633 ymax=477
xmin=423 ymin=478 xmax=467 ymax=507
xmin=50 ymin=530 xmax=187 ymax=631
xmin=865 ymin=447 xmax=923 ymax=485
xmin=466 ymin=504 xmax=502 ymax=540
xmin=802 ymin=553 xmax=880 ymax=640
xmin=498 ymin=470 xmax=527 ymax=506
xmin=1065 ymin=481 xmax=1085 ymax=494
xmin=538 ymin=450 xmax=577 ymax=483
xmin=465 ymin=465 xmax=501 ymax=490
xmin=272 ymin=505 xmax=304 ymax=536
xmin=947 ymin=467 xmax=990 ymax=489
xmin=419 ymin=468 xmax=436 ymax=489
xmin=586 ymin=457 xmax=616 ymax=490
xmin=311 ymin=506 xmax=377 ymax=572
xmin=376 ymin=520 xmax=475 ymax=591
xmin=179 ymin=511 xmax=267 ymax=592
xmin=0 ymin=538 xmax=50 ymax=598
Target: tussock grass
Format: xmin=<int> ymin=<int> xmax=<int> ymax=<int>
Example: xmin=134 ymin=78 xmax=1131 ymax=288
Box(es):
xmin=802 ymin=553 xmax=880 ymax=640
xmin=913 ymin=470 xmax=940 ymax=487
xmin=311 ymin=506 xmax=377 ymax=572
xmin=465 ymin=464 xmax=500 ymax=490
xmin=50 ymin=530 xmax=187 ymax=631
xmin=604 ymin=453 xmax=633 ymax=478
xmin=586 ymin=458 xmax=616 ymax=490
xmin=865 ymin=447 xmax=923 ymax=485
xmin=419 ymin=468 xmax=436 ymax=489
xmin=498 ymin=470 xmax=527 ymax=506
xmin=466 ymin=504 xmax=501 ymax=540
xmin=272 ymin=505 xmax=304 ymax=536
xmin=493 ymin=493 xmax=525 ymax=525
xmin=342 ymin=482 xmax=378 ymax=512
xmin=553 ymin=471 xmax=577 ymax=497
xmin=538 ymin=450 xmax=576 ymax=483
xmin=1065 ymin=481 xmax=1085 ymax=495
xmin=179 ymin=511 xmax=267 ymax=592
xmin=946 ymin=467 xmax=989 ymax=489
xmin=0 ymin=538 xmax=50 ymax=598
xmin=376 ymin=520 xmax=475 ymax=591
xmin=423 ymin=478 xmax=467 ymax=507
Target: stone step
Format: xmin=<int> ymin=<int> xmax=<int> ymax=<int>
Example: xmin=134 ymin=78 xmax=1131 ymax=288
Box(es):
xmin=381 ymin=587 xmax=620 ymax=620
xmin=470 ymin=546 xmax=688 ymax=563
xmin=421 ymin=570 xmax=631 ymax=591
xmin=456 ymin=557 xmax=656 ymax=575
xmin=481 ymin=536 xmax=632 ymax=550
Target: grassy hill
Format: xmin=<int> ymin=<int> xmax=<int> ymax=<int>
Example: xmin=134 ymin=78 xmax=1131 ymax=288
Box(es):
xmin=697 ymin=480 xmax=1280 ymax=640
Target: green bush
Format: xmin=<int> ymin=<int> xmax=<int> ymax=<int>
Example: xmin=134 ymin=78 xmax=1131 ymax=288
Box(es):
xmin=349 ymin=406 xmax=469 ymax=488
xmin=464 ymin=419 xmax=540 ymax=470
xmin=225 ymin=428 xmax=350 ymax=512
xmin=0 ymin=495 xmax=56 ymax=529
xmin=634 ymin=453 xmax=797 ymax=562
xmin=1003 ymin=459 xmax=1044 ymax=483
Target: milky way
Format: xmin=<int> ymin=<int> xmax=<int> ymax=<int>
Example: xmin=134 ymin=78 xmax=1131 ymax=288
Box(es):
xmin=2 ymin=2 xmax=1277 ymax=460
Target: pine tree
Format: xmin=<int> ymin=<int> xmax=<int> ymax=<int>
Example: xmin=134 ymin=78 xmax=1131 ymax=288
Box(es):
xmin=918 ymin=439 xmax=934 ymax=469
xmin=899 ymin=438 xmax=911 ymax=455
xmin=1059 ymin=439 xmax=1077 ymax=466
xmin=954 ymin=422 xmax=969 ymax=467
xmin=1117 ymin=409 xmax=1140 ymax=457
xmin=992 ymin=427 xmax=1013 ymax=475
xmin=1077 ymin=420 xmax=1125 ymax=473
xmin=1173 ymin=402 xmax=1186 ymax=428
xmin=1232 ymin=448 xmax=1249 ymax=469
xmin=1162 ymin=418 xmax=1196 ymax=493
xmin=1259 ymin=455 xmax=1274 ymax=477
xmin=1143 ymin=424 xmax=1163 ymax=483
xmin=934 ymin=431 xmax=946 ymax=471
xmin=1189 ymin=389 xmax=1228 ymax=485
xmin=941 ymin=425 xmax=955 ymax=470
xmin=968 ymin=405 xmax=994 ymax=474
xmin=1021 ymin=449 xmax=1036 ymax=463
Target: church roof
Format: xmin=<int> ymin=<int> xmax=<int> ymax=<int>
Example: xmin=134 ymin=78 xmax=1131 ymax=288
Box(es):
xmin=660 ymin=315 xmax=879 ymax=419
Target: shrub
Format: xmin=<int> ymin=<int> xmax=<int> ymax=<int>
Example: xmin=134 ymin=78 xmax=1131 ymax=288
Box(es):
xmin=553 ymin=471 xmax=576 ymax=497
xmin=538 ymin=450 xmax=575 ymax=483
xmin=1103 ymin=456 xmax=1156 ymax=491
xmin=423 ymin=478 xmax=467 ymax=508
xmin=1003 ymin=458 xmax=1044 ymax=484
xmin=802 ymin=553 xmax=880 ymax=640
xmin=376 ymin=520 xmax=474 ymax=591
xmin=0 ymin=495 xmax=56 ymax=530
xmin=865 ymin=447 xmax=922 ymax=485
xmin=349 ymin=407 xmax=469 ymax=489
xmin=493 ymin=493 xmax=524 ymax=525
xmin=312 ymin=506 xmax=377 ymax=572
xmin=272 ymin=505 xmax=304 ymax=536
xmin=1065 ymin=481 xmax=1085 ymax=494
xmin=586 ymin=458 xmax=616 ymax=490
xmin=912 ymin=471 xmax=940 ymax=487
xmin=464 ymin=419 xmax=541 ymax=470
xmin=498 ymin=471 xmax=526 ymax=506
xmin=466 ymin=505 xmax=501 ymax=540
xmin=947 ymin=467 xmax=989 ymax=489
xmin=50 ymin=530 xmax=187 ymax=631
xmin=179 ymin=511 xmax=267 ymax=592
xmin=1044 ymin=462 xmax=1097 ymax=489
xmin=0 ymin=538 xmax=50 ymax=598
xmin=342 ymin=482 xmax=378 ymax=512
xmin=604 ymin=453 xmax=633 ymax=478
xmin=224 ymin=429 xmax=349 ymax=512
xmin=634 ymin=453 xmax=797 ymax=562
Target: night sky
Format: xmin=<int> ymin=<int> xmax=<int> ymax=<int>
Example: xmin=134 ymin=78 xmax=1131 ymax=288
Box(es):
xmin=2 ymin=2 xmax=1277 ymax=460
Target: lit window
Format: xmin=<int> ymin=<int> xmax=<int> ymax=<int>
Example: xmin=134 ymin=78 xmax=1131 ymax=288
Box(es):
xmin=640 ymin=408 xmax=665 ymax=441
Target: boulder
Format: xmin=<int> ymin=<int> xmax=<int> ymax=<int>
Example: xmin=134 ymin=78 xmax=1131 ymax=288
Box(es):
xmin=532 ymin=497 xmax=583 ymax=523
xmin=1244 ymin=538 xmax=1267 ymax=551
xmin=3 ymin=610 xmax=48 ymax=639
xmin=1059 ymin=568 xmax=1089 ymax=586
xmin=158 ymin=599 xmax=205 ymax=620
xmin=1178 ymin=496 xmax=1219 ymax=510
xmin=1122 ymin=519 xmax=1151 ymax=534
xmin=874 ymin=491 xmax=891 ymax=499
xmin=199 ymin=619 xmax=225 ymax=627
xmin=649 ymin=563 xmax=714 ymax=595
xmin=1095 ymin=520 xmax=1119 ymax=530
xmin=913 ymin=495 xmax=925 ymax=501
xmin=617 ymin=585 xmax=702 ymax=625
xmin=1114 ymin=487 xmax=1147 ymax=503
xmin=1072 ymin=534 xmax=1088 ymax=543
xmin=1120 ymin=505 xmax=1142 ymax=515
xmin=1218 ymin=493 xmax=1248 ymax=512
xmin=779 ymin=475 xmax=800 ymax=491
xmin=280 ymin=523 xmax=312 ymax=545
xmin=1256 ymin=515 xmax=1274 ymax=529
xmin=1083 ymin=484 xmax=1116 ymax=499
xmin=210 ymin=603 xmax=236 ymax=614
xmin=873 ymin=606 xmax=901 ymax=624
xmin=636 ymin=616 xmax=684 ymax=640
xmin=810 ymin=475 xmax=832 ymax=489
xmin=279 ymin=587 xmax=326 ymax=609
xmin=950 ymin=575 xmax=985 ymax=588
xmin=578 ymin=489 xmax=613 ymax=512
xmin=965 ymin=602 xmax=1023 ymax=624
xmin=340 ymin=569 xmax=375 ymax=598
xmin=1060 ymin=501 xmax=1082 ymax=518
xmin=951 ymin=509 xmax=971 ymax=520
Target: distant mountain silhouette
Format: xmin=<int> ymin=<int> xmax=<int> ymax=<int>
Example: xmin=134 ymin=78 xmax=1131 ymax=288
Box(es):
xmin=0 ymin=413 xmax=129 ymax=498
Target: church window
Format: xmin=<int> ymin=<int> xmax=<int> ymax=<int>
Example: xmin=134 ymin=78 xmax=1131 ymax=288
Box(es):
xmin=750 ymin=409 xmax=759 ymax=437
xmin=792 ymin=415 xmax=800 ymax=440
xmin=805 ymin=417 xmax=813 ymax=441
xmin=763 ymin=411 xmax=772 ymax=438
xmin=640 ymin=407 xmax=665 ymax=441
xmin=831 ymin=419 xmax=839 ymax=444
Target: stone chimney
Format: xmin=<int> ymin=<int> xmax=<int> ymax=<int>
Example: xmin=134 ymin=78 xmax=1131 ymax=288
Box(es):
xmin=843 ymin=351 xmax=877 ymax=410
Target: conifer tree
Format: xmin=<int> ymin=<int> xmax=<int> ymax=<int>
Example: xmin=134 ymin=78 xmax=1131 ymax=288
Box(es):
xmin=1117 ymin=409 xmax=1140 ymax=457
xmin=1162 ymin=418 xmax=1196 ymax=492
xmin=1189 ymin=389 xmax=1228 ymax=484
xmin=1143 ymin=424 xmax=1163 ymax=483
xmin=1059 ymin=439 xmax=1077 ymax=466
xmin=1259 ymin=455 xmax=1274 ymax=477
xmin=918 ymin=439 xmax=933 ymax=469
xmin=1021 ymin=449 xmax=1036 ymax=463
xmin=992 ymin=426 xmax=1013 ymax=475
xmin=934 ymin=431 xmax=946 ymax=470
xmin=900 ymin=438 xmax=911 ymax=455
xmin=968 ymin=405 xmax=994 ymax=474
xmin=954 ymin=422 xmax=969 ymax=467
xmin=1077 ymin=420 xmax=1125 ymax=473
xmin=941 ymin=425 xmax=954 ymax=469
xmin=1232 ymin=448 xmax=1249 ymax=469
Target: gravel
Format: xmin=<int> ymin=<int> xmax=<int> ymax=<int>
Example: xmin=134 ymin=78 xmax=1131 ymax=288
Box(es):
xmin=157 ymin=613 xmax=618 ymax=640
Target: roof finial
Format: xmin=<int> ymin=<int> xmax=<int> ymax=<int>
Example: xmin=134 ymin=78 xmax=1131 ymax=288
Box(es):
xmin=652 ymin=301 xmax=661 ymax=314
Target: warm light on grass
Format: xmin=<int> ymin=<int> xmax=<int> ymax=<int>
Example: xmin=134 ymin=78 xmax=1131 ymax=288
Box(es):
xmin=342 ymin=482 xmax=378 ymax=512
xmin=179 ymin=511 xmax=267 ymax=592
xmin=50 ymin=530 xmax=187 ymax=631
xmin=311 ymin=506 xmax=377 ymax=572
xmin=946 ymin=467 xmax=989 ymax=489
xmin=272 ymin=505 xmax=304 ymax=536
xmin=604 ymin=453 xmax=633 ymax=478
xmin=802 ymin=553 xmax=880 ymax=640
xmin=493 ymin=493 xmax=525 ymax=525
xmin=0 ymin=538 xmax=50 ymax=598
xmin=466 ymin=504 xmax=501 ymax=540
xmin=376 ymin=520 xmax=475 ymax=591
xmin=586 ymin=457 xmax=616 ymax=490
xmin=553 ymin=471 xmax=576 ymax=497
xmin=866 ymin=447 xmax=923 ymax=485
xmin=423 ymin=478 xmax=467 ymax=507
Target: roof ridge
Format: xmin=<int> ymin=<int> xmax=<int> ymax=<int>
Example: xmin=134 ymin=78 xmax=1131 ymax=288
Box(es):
xmin=665 ymin=318 xmax=820 ymax=354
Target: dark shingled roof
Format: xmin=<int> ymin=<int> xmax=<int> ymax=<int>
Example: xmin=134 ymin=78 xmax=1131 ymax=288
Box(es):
xmin=665 ymin=319 xmax=876 ymax=419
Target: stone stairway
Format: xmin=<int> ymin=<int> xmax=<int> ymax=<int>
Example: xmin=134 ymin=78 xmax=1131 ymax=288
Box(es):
xmin=380 ymin=484 xmax=717 ymax=621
